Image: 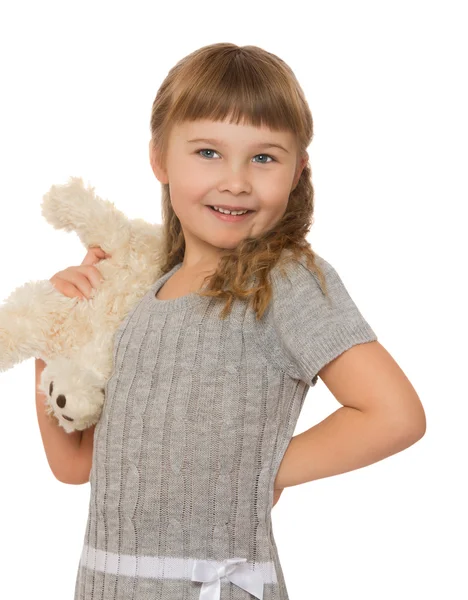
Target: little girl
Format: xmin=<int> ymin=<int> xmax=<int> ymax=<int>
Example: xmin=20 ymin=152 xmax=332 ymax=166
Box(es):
xmin=37 ymin=43 xmax=426 ymax=600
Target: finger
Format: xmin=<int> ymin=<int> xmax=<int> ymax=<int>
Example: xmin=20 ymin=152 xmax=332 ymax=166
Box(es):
xmin=59 ymin=270 xmax=95 ymax=298
xmin=81 ymin=250 xmax=98 ymax=266
xmin=51 ymin=266 xmax=103 ymax=299
xmin=78 ymin=264 xmax=104 ymax=289
xmin=51 ymin=278 xmax=87 ymax=300
xmin=81 ymin=246 xmax=107 ymax=266
xmin=91 ymin=246 xmax=111 ymax=258
xmin=90 ymin=246 xmax=110 ymax=258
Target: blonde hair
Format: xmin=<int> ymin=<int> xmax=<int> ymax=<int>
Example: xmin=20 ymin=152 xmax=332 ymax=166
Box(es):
xmin=149 ymin=42 xmax=328 ymax=320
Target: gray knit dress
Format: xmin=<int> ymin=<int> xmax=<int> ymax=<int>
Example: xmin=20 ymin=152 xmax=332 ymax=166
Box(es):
xmin=73 ymin=252 xmax=377 ymax=600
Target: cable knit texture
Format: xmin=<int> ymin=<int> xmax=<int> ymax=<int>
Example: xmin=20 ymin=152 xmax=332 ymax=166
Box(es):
xmin=74 ymin=251 xmax=378 ymax=600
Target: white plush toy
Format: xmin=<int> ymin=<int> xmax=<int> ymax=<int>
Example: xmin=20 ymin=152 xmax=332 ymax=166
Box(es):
xmin=0 ymin=176 xmax=165 ymax=433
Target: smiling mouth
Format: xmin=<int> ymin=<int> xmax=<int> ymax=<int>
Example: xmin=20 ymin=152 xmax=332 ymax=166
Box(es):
xmin=208 ymin=205 xmax=254 ymax=214
xmin=206 ymin=205 xmax=255 ymax=222
xmin=62 ymin=414 xmax=74 ymax=422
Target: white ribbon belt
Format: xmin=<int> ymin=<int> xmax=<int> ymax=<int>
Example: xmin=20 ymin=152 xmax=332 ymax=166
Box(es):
xmin=191 ymin=557 xmax=264 ymax=600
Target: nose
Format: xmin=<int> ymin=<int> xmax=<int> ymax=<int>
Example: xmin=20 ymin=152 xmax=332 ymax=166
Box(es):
xmin=219 ymin=167 xmax=252 ymax=195
xmin=56 ymin=394 xmax=66 ymax=408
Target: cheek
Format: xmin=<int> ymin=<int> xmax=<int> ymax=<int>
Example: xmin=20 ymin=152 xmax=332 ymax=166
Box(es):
xmin=170 ymin=172 xmax=205 ymax=207
xmin=177 ymin=169 xmax=210 ymax=198
xmin=259 ymin=173 xmax=290 ymax=197
xmin=260 ymin=188 xmax=290 ymax=214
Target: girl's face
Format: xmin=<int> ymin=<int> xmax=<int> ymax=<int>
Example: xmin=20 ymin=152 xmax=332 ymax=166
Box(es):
xmin=150 ymin=118 xmax=308 ymax=271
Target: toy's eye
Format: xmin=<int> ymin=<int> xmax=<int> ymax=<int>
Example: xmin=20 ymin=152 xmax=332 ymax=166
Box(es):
xmin=100 ymin=387 xmax=105 ymax=394
xmin=49 ymin=381 xmax=54 ymax=396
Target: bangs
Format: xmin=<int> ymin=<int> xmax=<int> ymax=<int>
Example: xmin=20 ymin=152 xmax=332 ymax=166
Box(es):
xmin=165 ymin=45 xmax=307 ymax=141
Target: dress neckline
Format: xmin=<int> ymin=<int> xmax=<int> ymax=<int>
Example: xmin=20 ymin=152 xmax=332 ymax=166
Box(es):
xmin=147 ymin=262 xmax=210 ymax=312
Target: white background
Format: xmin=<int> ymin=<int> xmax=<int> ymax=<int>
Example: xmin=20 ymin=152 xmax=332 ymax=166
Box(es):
xmin=0 ymin=1 xmax=466 ymax=598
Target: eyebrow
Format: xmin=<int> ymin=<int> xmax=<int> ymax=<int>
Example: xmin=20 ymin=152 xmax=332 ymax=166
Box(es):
xmin=186 ymin=137 xmax=290 ymax=154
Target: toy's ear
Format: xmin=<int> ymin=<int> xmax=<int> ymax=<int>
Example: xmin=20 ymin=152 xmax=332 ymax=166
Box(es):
xmin=149 ymin=140 xmax=169 ymax=184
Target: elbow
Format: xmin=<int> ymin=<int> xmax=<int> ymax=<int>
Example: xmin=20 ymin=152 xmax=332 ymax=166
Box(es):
xmin=53 ymin=471 xmax=76 ymax=485
xmin=407 ymin=398 xmax=427 ymax=441
xmin=406 ymin=415 xmax=426 ymax=444
xmin=375 ymin=402 xmax=426 ymax=455
xmin=52 ymin=450 xmax=92 ymax=485
xmin=55 ymin=474 xmax=88 ymax=485
xmin=394 ymin=405 xmax=427 ymax=448
xmin=389 ymin=387 xmax=427 ymax=446
xmin=53 ymin=467 xmax=89 ymax=486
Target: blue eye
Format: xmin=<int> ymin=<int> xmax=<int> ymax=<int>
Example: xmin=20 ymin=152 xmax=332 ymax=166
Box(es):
xmin=254 ymin=154 xmax=275 ymax=164
xmin=196 ymin=149 xmax=275 ymax=163
xmin=198 ymin=149 xmax=218 ymax=159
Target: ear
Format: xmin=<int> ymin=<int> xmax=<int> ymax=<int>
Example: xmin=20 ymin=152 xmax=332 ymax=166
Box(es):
xmin=149 ymin=140 xmax=169 ymax=184
xmin=292 ymin=151 xmax=309 ymax=190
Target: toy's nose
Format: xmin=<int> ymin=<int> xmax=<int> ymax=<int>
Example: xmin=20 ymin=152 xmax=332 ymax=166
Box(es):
xmin=56 ymin=394 xmax=66 ymax=408
xmin=56 ymin=394 xmax=74 ymax=421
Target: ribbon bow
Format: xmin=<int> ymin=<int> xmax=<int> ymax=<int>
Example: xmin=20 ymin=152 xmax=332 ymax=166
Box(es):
xmin=191 ymin=556 xmax=264 ymax=600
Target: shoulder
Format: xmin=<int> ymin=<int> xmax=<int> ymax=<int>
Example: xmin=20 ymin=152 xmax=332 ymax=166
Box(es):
xmin=268 ymin=249 xmax=375 ymax=332
xmin=268 ymin=249 xmax=342 ymax=313
xmin=253 ymin=249 xmax=377 ymax=387
xmin=270 ymin=248 xmax=333 ymax=284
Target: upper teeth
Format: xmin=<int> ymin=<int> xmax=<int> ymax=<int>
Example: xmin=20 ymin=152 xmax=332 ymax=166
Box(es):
xmin=212 ymin=206 xmax=249 ymax=215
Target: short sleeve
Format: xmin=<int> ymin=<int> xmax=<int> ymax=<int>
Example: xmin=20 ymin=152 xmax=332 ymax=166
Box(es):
xmin=263 ymin=253 xmax=378 ymax=387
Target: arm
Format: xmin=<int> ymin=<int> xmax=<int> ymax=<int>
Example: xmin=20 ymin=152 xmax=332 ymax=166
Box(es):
xmin=34 ymin=247 xmax=106 ymax=483
xmin=274 ymin=340 xmax=426 ymax=489
xmin=74 ymin=421 xmax=95 ymax=484
xmin=35 ymin=358 xmax=94 ymax=484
